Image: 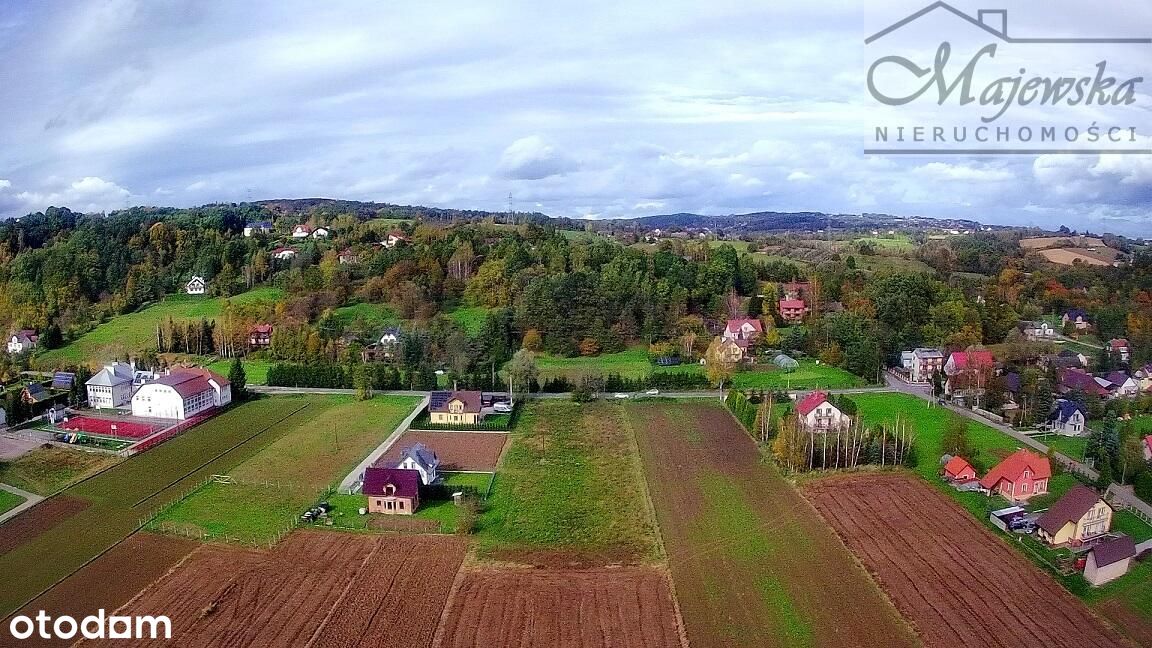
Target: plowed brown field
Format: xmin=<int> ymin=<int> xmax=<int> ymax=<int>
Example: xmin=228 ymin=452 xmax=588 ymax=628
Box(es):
xmin=0 ymin=495 xmax=89 ymax=555
xmin=81 ymin=531 xmax=466 ymax=648
xmin=804 ymin=473 xmax=1133 ymax=648
xmin=629 ymin=402 xmax=917 ymax=648
xmin=434 ymin=566 xmax=684 ymax=648
xmin=381 ymin=431 xmax=507 ymax=471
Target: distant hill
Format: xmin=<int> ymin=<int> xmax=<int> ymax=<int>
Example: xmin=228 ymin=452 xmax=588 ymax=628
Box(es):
xmin=255 ymin=198 xmax=552 ymax=225
xmin=597 ymin=211 xmax=990 ymax=234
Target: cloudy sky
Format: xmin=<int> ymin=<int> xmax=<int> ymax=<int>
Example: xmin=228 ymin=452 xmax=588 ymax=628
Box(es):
xmin=0 ymin=0 xmax=1150 ymax=234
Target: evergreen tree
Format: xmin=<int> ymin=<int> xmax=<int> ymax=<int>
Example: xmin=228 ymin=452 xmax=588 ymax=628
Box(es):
xmin=228 ymin=357 xmax=247 ymax=398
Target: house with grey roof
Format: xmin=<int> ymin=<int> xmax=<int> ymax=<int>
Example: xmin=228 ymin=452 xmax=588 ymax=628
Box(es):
xmin=395 ymin=442 xmax=439 ymax=485
xmin=86 ymin=362 xmax=136 ymax=409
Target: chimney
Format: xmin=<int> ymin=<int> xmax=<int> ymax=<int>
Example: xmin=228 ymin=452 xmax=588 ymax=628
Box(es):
xmin=978 ymin=9 xmax=1007 ymax=37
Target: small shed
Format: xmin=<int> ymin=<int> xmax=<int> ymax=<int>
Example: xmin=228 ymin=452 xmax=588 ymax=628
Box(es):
xmin=1084 ymin=535 xmax=1137 ymax=586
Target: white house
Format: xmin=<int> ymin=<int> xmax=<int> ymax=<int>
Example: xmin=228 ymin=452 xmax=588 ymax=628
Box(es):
xmin=85 ymin=362 xmax=136 ymax=409
xmin=379 ymin=327 xmax=402 ymax=346
xmin=186 ymin=276 xmax=207 ymax=295
xmin=271 ymin=247 xmax=297 ymax=261
xmin=6 ymin=330 xmax=38 ymax=354
xmin=395 ymin=443 xmax=439 ymax=486
xmin=311 ymin=227 xmax=330 ymax=239
xmin=1021 ymin=321 xmax=1056 ymax=340
xmin=909 ymin=348 xmax=944 ymax=383
xmin=1047 ymin=399 xmax=1086 ymax=436
xmin=291 ymin=224 xmax=314 ymax=238
xmin=131 ymin=368 xmax=231 ymax=420
xmin=383 ymin=231 xmax=408 ymax=248
xmin=243 ymin=221 xmax=273 ymax=237
xmin=796 ymin=390 xmax=847 ymax=432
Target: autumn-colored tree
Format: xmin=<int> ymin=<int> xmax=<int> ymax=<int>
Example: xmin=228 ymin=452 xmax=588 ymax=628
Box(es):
xmin=522 ymin=328 xmax=543 ymax=351
xmin=578 ymin=337 xmax=600 ymax=356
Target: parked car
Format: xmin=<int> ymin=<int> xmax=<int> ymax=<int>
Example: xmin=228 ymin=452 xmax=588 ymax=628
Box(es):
xmin=645 ymin=388 xmax=660 ymax=395
xmin=492 ymin=402 xmax=513 ymax=413
xmin=614 ymin=392 xmax=630 ymax=399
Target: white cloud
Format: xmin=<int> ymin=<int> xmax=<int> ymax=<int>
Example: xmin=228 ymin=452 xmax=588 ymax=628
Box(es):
xmin=5 ymin=176 xmax=134 ymax=214
xmin=498 ymin=136 xmax=578 ymax=180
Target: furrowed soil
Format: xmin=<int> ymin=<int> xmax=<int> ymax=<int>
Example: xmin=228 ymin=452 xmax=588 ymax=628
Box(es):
xmin=79 ymin=531 xmax=466 ymax=648
xmin=14 ymin=533 xmax=198 ymax=647
xmin=628 ymin=402 xmax=918 ymax=648
xmin=434 ymin=565 xmax=684 ymax=648
xmin=381 ymin=431 xmax=507 ymax=472
xmin=804 ymin=472 xmax=1132 ymax=648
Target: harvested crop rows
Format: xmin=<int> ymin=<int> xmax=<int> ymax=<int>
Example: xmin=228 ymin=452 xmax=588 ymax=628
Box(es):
xmin=82 ymin=531 xmax=466 ymax=648
xmin=381 ymin=431 xmax=507 ymax=471
xmin=629 ymin=402 xmax=917 ymax=648
xmin=804 ymin=473 xmax=1131 ymax=648
xmin=434 ymin=566 xmax=684 ymax=648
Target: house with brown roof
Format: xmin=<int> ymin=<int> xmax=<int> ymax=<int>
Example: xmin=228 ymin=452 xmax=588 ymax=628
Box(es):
xmin=363 ymin=467 xmax=420 ymax=515
xmin=1084 ymin=535 xmax=1137 ymax=586
xmin=248 ymin=324 xmax=273 ymax=349
xmin=429 ymin=390 xmax=485 ymax=425
xmin=1036 ymin=485 xmax=1112 ymax=547
xmin=979 ymin=449 xmax=1050 ymax=503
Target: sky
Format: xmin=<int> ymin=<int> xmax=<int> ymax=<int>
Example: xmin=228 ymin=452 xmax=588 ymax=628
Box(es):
xmin=0 ymin=0 xmax=1150 ymax=235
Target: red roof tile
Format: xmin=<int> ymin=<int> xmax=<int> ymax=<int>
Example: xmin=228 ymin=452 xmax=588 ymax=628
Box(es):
xmin=979 ymin=449 xmax=1051 ymax=490
xmin=725 ymin=318 xmax=763 ymax=334
xmin=796 ymin=391 xmax=831 ymax=417
xmin=943 ymin=456 xmax=974 ymax=478
xmin=948 ymin=350 xmax=994 ymax=369
xmin=779 ymin=299 xmax=806 ymax=309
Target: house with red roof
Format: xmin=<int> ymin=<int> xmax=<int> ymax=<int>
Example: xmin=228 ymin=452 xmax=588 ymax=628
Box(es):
xmin=248 ymin=324 xmax=274 ymax=349
xmin=722 ymin=318 xmax=763 ymax=343
xmin=362 ymin=467 xmax=421 ymax=515
xmin=941 ymin=456 xmax=977 ymax=483
xmin=1108 ymin=338 xmax=1131 ymax=363
xmin=271 ymin=246 xmax=297 ymax=261
xmin=778 ymin=298 xmax=808 ymax=323
xmin=943 ymin=350 xmax=995 ymax=402
xmin=291 ymin=223 xmax=314 ymax=238
xmin=130 ymin=368 xmax=231 ymax=420
xmin=796 ymin=391 xmax=847 ymax=432
xmin=979 ymin=449 xmax=1051 ymax=503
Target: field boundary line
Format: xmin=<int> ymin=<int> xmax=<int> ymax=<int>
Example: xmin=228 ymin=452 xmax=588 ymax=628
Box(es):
xmin=623 ymin=404 xmax=696 ymax=648
xmin=130 ymin=402 xmax=312 ymax=509
xmin=429 ymin=551 xmax=474 ymax=648
xmin=303 ymin=536 xmax=383 ymax=648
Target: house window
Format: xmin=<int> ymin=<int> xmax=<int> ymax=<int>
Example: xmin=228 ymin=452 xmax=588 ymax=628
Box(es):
xmin=399 ymin=501 xmax=405 ymax=510
xmin=1021 ymin=482 xmax=1029 ymax=493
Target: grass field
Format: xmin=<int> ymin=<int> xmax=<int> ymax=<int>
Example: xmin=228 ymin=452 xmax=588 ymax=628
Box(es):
xmin=0 ymin=489 xmax=26 ymax=515
xmin=1034 ymin=433 xmax=1088 ymax=460
xmin=446 ymin=306 xmax=490 ymax=336
xmin=330 ymin=302 xmax=399 ymax=332
xmin=38 ymin=287 xmax=284 ymax=366
xmin=630 ymin=401 xmax=917 ymax=647
xmin=154 ymin=395 xmax=420 ymax=543
xmin=853 ymin=235 xmax=914 ymax=250
xmin=477 ymin=401 xmax=659 ymax=562
xmin=0 ymin=446 xmax=121 ymax=496
xmin=206 ymin=358 xmax=274 ymax=385
xmin=442 ymin=471 xmax=494 ymax=491
xmin=0 ymin=396 xmax=334 ymax=617
xmin=731 ymin=361 xmax=866 ymax=390
xmin=533 ymin=347 xmax=654 ymax=380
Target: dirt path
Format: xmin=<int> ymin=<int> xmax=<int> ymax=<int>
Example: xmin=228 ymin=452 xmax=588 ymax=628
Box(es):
xmin=628 ymin=402 xmax=919 ymax=648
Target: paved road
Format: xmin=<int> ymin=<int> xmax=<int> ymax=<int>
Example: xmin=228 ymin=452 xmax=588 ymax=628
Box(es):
xmin=882 ymin=374 xmax=1100 ymax=481
xmin=0 ymin=483 xmax=43 ymax=525
xmin=337 ymin=394 xmax=430 ymax=493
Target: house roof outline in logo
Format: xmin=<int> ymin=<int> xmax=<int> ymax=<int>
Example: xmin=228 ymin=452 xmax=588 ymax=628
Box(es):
xmin=865 ymin=2 xmax=1151 ymax=45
